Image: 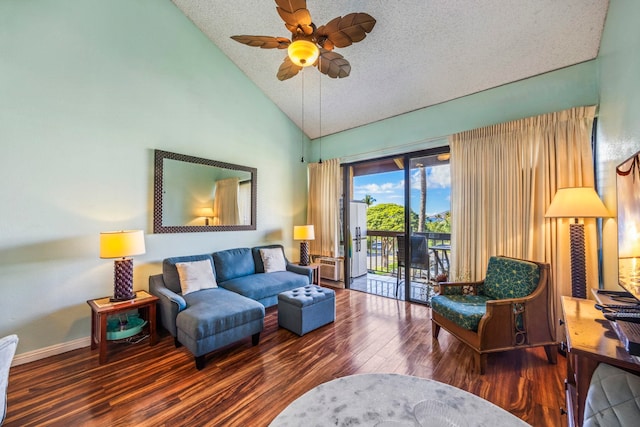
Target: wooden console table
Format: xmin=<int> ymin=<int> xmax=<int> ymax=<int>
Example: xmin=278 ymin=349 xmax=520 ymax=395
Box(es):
xmin=561 ymin=296 xmax=640 ymax=426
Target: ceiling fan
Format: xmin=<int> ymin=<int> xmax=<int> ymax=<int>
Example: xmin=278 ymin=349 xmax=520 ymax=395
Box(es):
xmin=230 ymin=0 xmax=376 ymax=81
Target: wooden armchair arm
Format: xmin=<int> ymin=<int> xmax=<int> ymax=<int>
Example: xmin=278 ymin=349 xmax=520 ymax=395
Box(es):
xmin=438 ymin=280 xmax=484 ymax=288
xmin=484 ymin=295 xmax=533 ymax=306
xmin=477 ymin=275 xmax=555 ymax=350
xmin=437 ymin=280 xmax=484 ymax=295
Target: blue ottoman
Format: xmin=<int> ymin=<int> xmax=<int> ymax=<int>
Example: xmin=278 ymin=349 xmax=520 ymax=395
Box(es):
xmin=278 ymin=285 xmax=336 ymax=336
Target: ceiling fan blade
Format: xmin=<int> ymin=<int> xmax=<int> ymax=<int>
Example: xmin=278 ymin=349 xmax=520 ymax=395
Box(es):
xmin=316 ymin=13 xmax=376 ymax=49
xmin=277 ymin=56 xmax=302 ymax=81
xmin=316 ymin=50 xmax=351 ymax=79
xmin=275 ymin=0 xmax=313 ymax=35
xmin=230 ymin=35 xmax=291 ymax=49
xmin=274 ymin=0 xmax=307 ymax=12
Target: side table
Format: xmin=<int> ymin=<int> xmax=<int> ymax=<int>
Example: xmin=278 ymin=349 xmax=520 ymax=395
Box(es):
xmin=296 ymin=262 xmax=320 ymax=285
xmin=87 ymin=290 xmax=159 ymax=364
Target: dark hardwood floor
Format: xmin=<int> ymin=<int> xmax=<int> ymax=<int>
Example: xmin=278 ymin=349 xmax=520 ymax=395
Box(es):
xmin=5 ymin=288 xmax=567 ymax=426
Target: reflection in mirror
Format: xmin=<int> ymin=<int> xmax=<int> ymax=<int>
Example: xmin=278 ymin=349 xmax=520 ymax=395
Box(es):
xmin=153 ymin=150 xmax=257 ymax=233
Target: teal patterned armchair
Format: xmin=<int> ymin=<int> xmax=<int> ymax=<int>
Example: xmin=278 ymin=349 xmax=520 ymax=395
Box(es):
xmin=431 ymin=256 xmax=557 ymax=374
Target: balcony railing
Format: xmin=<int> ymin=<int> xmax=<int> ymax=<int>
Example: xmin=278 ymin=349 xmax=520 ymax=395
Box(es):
xmin=366 ymin=230 xmax=451 ymax=279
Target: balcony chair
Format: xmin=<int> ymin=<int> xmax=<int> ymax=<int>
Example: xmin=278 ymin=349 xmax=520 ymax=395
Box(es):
xmin=430 ymin=256 xmax=557 ymax=374
xmin=396 ymin=235 xmax=430 ymax=297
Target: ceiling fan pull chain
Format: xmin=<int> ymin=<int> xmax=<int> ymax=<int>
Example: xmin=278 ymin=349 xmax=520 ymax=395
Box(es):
xmin=319 ymin=56 xmax=323 ymax=164
xmin=301 ymin=68 xmax=305 ymax=163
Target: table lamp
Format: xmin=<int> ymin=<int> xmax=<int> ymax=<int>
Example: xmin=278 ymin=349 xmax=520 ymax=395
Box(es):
xmin=196 ymin=207 xmax=215 ymax=225
xmin=294 ymin=225 xmax=315 ymax=266
xmin=100 ymin=230 xmax=146 ymax=301
xmin=545 ymin=187 xmax=610 ymax=298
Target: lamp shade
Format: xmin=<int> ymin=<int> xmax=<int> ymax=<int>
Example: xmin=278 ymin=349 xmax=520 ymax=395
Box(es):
xmin=545 ymin=187 xmax=610 ymax=219
xmin=287 ymin=40 xmax=319 ymax=67
xmin=293 ymin=225 xmax=315 ymax=241
xmin=196 ymin=207 xmax=214 ymax=218
xmin=100 ymin=230 xmax=146 ymax=259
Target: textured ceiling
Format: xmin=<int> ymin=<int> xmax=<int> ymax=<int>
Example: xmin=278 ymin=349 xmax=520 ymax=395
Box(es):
xmin=172 ymin=0 xmax=609 ymax=139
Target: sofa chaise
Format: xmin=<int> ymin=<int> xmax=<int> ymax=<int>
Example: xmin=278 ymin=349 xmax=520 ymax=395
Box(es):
xmin=149 ymin=244 xmax=311 ymax=369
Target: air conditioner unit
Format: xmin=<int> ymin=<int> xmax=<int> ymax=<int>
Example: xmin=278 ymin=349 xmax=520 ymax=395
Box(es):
xmin=318 ymin=257 xmax=343 ymax=282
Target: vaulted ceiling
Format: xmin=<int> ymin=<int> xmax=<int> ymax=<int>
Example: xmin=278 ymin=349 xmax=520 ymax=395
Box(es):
xmin=172 ymin=1 xmax=609 ymax=139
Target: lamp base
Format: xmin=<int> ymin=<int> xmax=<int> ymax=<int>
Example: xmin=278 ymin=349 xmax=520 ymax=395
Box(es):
xmin=569 ymin=222 xmax=587 ymax=299
xmin=299 ymin=241 xmax=310 ymax=266
xmin=111 ymin=258 xmax=136 ymax=301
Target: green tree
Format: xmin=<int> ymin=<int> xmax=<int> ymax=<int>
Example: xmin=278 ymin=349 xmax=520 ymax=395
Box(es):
xmin=366 ymin=203 xmax=418 ymax=231
xmin=362 ymin=194 xmax=377 ymax=206
xmin=425 ymin=211 xmax=451 ymax=233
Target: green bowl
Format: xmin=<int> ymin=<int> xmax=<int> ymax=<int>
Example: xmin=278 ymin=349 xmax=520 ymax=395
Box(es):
xmin=106 ymin=314 xmax=148 ymax=341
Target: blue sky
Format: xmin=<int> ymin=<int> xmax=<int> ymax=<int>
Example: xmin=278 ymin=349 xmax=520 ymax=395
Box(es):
xmin=353 ymin=165 xmax=451 ymax=216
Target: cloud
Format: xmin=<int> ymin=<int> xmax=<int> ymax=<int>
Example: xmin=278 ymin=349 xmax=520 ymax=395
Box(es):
xmin=353 ymin=167 xmax=450 ymax=208
xmin=354 ymin=181 xmax=403 ymax=195
xmin=411 ymin=165 xmax=451 ymax=190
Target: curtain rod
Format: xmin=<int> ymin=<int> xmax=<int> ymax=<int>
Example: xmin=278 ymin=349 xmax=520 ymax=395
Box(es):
xmin=338 ymin=105 xmax=598 ymax=164
xmin=339 ymin=135 xmax=449 ymax=164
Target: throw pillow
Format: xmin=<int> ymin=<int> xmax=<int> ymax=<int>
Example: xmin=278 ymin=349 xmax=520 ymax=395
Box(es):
xmin=260 ymin=248 xmax=287 ymax=273
xmin=175 ymin=259 xmax=218 ymax=295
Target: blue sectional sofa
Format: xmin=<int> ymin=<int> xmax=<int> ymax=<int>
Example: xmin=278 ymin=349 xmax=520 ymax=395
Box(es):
xmin=214 ymin=246 xmax=312 ymax=307
xmin=149 ymin=244 xmax=311 ymax=369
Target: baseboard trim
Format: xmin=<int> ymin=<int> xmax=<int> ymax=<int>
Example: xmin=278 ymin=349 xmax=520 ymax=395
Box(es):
xmin=12 ymin=337 xmax=91 ymax=367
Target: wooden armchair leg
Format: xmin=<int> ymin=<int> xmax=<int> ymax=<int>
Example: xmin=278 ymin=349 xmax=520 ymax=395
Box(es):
xmin=544 ymin=344 xmax=558 ymax=364
xmin=432 ymin=321 xmax=441 ymax=339
xmin=474 ymin=352 xmax=487 ymax=375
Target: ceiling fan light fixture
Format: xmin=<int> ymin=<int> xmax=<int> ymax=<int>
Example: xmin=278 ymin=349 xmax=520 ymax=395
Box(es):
xmin=230 ymin=3 xmax=375 ymax=80
xmin=288 ymin=39 xmax=319 ymax=67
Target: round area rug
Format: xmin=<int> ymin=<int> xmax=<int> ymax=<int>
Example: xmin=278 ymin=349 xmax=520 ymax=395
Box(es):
xmin=269 ymin=373 xmax=529 ymax=427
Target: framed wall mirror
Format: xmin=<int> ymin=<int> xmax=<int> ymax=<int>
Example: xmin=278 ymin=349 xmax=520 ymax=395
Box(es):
xmin=153 ymin=150 xmax=257 ymax=233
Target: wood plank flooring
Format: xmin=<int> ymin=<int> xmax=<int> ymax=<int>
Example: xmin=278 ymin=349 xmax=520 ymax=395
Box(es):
xmin=5 ymin=289 xmax=567 ymax=426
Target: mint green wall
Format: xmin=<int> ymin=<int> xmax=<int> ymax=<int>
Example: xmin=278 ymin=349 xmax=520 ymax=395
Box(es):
xmin=595 ymin=0 xmax=640 ymax=288
xmin=0 ymin=0 xmax=309 ymax=355
xmin=311 ymin=61 xmax=599 ymax=162
xmin=2 ymin=0 xmax=635 ymax=357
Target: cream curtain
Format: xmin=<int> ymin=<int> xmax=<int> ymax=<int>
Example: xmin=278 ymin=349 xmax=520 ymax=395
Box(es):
xmin=238 ymin=181 xmax=251 ymax=225
xmin=450 ymin=106 xmax=597 ymax=336
xmin=212 ymin=177 xmax=240 ymax=225
xmin=307 ymin=158 xmax=341 ymax=257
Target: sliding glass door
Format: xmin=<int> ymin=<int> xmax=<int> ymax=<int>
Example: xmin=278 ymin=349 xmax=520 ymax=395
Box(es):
xmin=403 ymin=153 xmax=451 ymax=303
xmin=343 ymin=148 xmax=451 ymax=303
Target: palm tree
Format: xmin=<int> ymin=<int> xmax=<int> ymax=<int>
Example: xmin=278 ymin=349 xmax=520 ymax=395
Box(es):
xmin=362 ymin=194 xmax=376 ymax=206
xmin=417 ymin=164 xmax=426 ymax=232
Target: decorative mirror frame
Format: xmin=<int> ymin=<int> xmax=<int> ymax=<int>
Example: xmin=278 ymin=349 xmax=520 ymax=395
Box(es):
xmin=153 ymin=149 xmax=257 ymax=233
